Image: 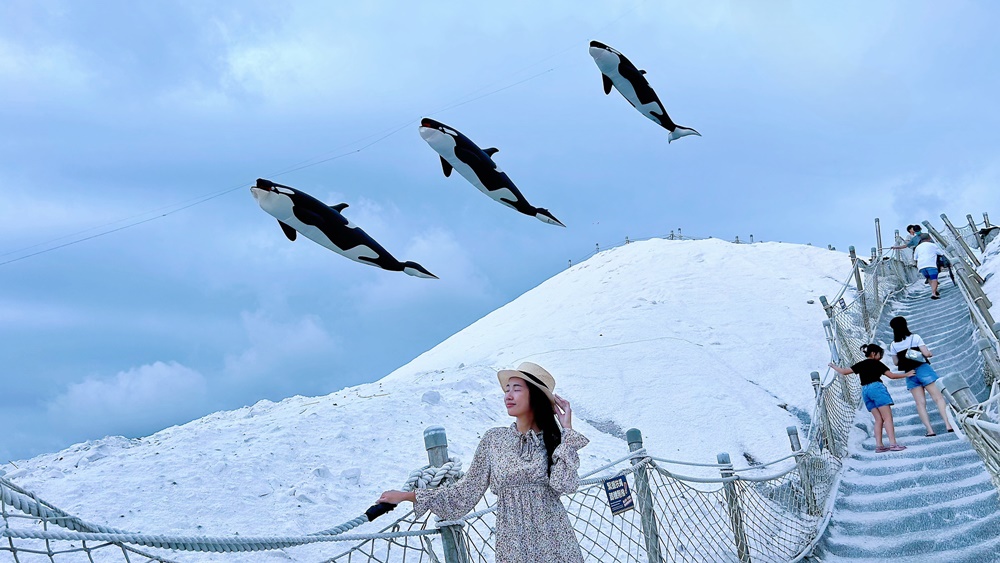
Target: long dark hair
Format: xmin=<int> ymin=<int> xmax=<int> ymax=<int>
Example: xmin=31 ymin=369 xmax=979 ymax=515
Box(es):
xmin=890 ymin=316 xmax=912 ymax=342
xmin=528 ymin=384 xmax=562 ymax=474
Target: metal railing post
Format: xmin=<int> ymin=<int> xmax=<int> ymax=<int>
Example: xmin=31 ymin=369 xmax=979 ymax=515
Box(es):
xmin=626 ymin=429 xmax=663 ymax=563
xmin=787 ymin=427 xmax=819 ymax=516
xmin=849 ymin=246 xmax=870 ymax=333
xmin=941 ymin=214 xmax=981 ymax=267
xmin=968 ymin=214 xmax=987 ymax=252
xmin=718 ymin=452 xmax=751 ymax=563
xmin=985 ymin=212 xmax=992 ymax=228
xmin=424 ymin=427 xmax=471 ymax=563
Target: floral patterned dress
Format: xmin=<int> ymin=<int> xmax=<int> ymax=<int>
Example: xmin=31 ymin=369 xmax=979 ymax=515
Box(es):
xmin=414 ymin=424 xmax=590 ymax=563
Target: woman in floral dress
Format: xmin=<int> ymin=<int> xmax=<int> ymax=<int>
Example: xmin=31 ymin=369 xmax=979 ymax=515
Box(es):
xmin=378 ymin=361 xmax=589 ymax=563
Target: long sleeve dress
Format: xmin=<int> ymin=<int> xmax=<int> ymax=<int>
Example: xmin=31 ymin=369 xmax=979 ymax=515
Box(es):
xmin=414 ymin=423 xmax=590 ymax=563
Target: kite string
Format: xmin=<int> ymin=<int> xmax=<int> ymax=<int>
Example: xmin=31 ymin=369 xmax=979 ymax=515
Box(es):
xmin=1 ymin=0 xmax=644 ymax=267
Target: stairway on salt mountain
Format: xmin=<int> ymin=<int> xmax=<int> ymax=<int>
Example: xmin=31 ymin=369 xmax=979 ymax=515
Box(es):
xmin=810 ymin=276 xmax=1000 ymax=562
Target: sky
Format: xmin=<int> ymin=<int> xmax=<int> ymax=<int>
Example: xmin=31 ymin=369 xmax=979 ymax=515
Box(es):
xmin=2 ymin=0 xmax=1000 ymax=463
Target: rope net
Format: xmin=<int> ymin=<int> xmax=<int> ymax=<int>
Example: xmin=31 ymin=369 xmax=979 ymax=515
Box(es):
xmin=6 ymin=223 xmax=978 ymax=563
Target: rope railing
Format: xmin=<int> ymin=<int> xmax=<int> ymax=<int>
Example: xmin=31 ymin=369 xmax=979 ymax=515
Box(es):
xmin=7 ymin=216 xmax=987 ymax=563
xmin=925 ymin=214 xmax=1000 ymax=496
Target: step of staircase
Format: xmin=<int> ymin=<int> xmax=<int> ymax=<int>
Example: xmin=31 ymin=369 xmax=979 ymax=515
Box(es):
xmin=809 ymin=279 xmax=1000 ymax=562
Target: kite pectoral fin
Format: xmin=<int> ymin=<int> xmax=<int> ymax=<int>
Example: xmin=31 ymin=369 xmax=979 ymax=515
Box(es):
xmin=483 ymin=147 xmax=499 ymax=157
xmin=440 ymin=156 xmax=453 ymax=177
xmin=278 ymin=220 xmax=297 ymax=241
xmin=639 ymin=69 xmax=647 ymax=75
xmin=330 ymin=203 xmax=349 ymax=213
xmin=602 ymin=73 xmax=613 ymax=95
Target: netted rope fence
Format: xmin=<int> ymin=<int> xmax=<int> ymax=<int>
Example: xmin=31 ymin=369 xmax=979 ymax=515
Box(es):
xmin=6 ymin=220 xmax=970 ymax=563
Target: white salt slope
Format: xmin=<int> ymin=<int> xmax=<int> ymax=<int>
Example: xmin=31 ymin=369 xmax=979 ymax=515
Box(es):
xmin=4 ymin=238 xmax=851 ymax=562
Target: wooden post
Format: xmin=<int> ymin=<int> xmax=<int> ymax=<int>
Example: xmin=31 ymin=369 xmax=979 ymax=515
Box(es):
xmin=823 ymin=320 xmax=841 ymax=365
xmin=627 ymin=429 xmax=663 ymax=563
xmin=718 ymin=452 xmax=751 ymax=563
xmin=968 ymin=214 xmax=987 ymax=252
xmin=871 ymin=247 xmax=881 ymax=300
xmin=424 ymin=427 xmax=471 ymax=563
xmin=978 ymin=339 xmax=1000 ymax=389
xmin=787 ymin=427 xmax=819 ymax=515
xmin=849 ymin=246 xmax=870 ymax=334
xmin=818 ymin=296 xmax=835 ymax=319
xmin=811 ymin=372 xmax=833 ymax=455
xmin=875 ymin=218 xmax=883 ymax=256
xmin=953 ymin=261 xmax=996 ymax=327
xmin=941 ymin=214 xmax=981 ymax=267
xmin=940 ymin=375 xmax=1000 ymax=443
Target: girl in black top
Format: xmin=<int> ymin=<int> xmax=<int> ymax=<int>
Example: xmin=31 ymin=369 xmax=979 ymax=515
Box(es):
xmin=829 ymin=344 xmax=914 ymax=453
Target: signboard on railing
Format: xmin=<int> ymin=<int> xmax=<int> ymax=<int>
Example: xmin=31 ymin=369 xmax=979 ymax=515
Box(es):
xmin=603 ymin=476 xmax=634 ymax=516
xmin=839 ymin=298 xmax=847 ymax=309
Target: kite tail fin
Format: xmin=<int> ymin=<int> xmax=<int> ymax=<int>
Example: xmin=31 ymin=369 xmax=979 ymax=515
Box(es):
xmin=667 ymin=125 xmax=701 ymax=143
xmin=403 ymin=261 xmax=438 ymax=279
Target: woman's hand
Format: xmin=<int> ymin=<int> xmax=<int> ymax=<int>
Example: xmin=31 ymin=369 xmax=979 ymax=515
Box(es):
xmin=553 ymin=394 xmax=573 ymax=430
xmin=377 ymin=490 xmax=415 ymax=505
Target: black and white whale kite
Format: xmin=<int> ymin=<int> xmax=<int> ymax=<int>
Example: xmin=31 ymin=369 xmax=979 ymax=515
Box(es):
xmin=589 ymin=41 xmax=700 ymax=143
xmin=250 ymin=178 xmax=437 ymax=279
xmin=418 ymin=118 xmax=565 ymax=227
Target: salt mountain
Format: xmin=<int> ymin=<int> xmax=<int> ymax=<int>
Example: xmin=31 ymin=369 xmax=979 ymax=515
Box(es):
xmin=6 ymin=238 xmax=851 ymax=561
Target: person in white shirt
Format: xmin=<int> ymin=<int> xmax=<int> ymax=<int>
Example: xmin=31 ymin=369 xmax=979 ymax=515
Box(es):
xmin=913 ymin=234 xmax=945 ymax=299
xmin=887 ymin=316 xmax=954 ymax=436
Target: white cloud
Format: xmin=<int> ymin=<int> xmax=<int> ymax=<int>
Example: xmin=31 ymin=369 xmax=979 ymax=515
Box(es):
xmin=45 ymin=361 xmax=209 ymax=439
xmin=351 ymin=227 xmax=494 ymax=311
xmin=222 ymin=310 xmax=339 ymax=384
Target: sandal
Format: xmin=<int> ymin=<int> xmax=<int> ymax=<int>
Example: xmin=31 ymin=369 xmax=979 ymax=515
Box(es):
xmin=931 ymin=294 xmax=941 ymax=300
xmin=925 ymin=432 xmax=937 ymax=437
xmin=888 ymin=444 xmax=907 ymax=451
xmin=875 ymin=445 xmax=890 ymax=453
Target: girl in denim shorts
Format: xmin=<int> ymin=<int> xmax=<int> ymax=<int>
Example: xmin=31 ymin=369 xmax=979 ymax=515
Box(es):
xmin=887 ymin=316 xmax=954 ymax=437
xmin=829 ymin=344 xmax=913 ymax=452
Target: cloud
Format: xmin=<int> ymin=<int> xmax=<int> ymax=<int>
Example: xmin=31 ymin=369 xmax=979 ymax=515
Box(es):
xmin=221 ymin=310 xmax=340 ymax=391
xmin=45 ymin=361 xmax=209 ymax=440
xmin=350 ymin=226 xmax=494 ymax=312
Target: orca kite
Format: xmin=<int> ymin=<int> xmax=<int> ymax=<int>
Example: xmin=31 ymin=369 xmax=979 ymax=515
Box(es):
xmin=250 ymin=179 xmax=437 ymax=279
xmin=589 ymin=41 xmax=700 ymax=143
xmin=418 ymin=118 xmax=565 ymax=227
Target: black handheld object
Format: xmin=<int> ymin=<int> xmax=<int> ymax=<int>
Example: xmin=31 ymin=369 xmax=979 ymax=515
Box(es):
xmin=365 ymin=502 xmax=398 ymax=522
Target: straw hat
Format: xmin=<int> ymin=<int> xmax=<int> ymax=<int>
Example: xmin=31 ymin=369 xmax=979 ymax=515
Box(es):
xmin=497 ymin=362 xmax=556 ymax=406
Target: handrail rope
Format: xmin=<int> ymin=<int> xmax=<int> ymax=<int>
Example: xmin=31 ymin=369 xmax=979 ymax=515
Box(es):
xmin=0 ymin=528 xmax=440 ymax=551
xmin=0 ymin=457 xmax=464 ymax=552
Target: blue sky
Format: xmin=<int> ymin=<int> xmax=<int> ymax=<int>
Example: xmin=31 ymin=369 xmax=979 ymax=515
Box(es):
xmin=2 ymin=0 xmax=999 ymax=463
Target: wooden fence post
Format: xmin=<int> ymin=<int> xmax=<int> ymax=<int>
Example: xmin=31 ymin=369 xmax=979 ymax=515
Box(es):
xmin=425 ymin=427 xmax=471 ymax=563
xmin=718 ymin=453 xmax=751 ymax=563
xmin=627 ymin=429 xmax=663 ymax=563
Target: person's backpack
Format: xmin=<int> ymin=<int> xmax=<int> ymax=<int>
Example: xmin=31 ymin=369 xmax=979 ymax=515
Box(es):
xmin=936 ymin=254 xmax=955 ymax=283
